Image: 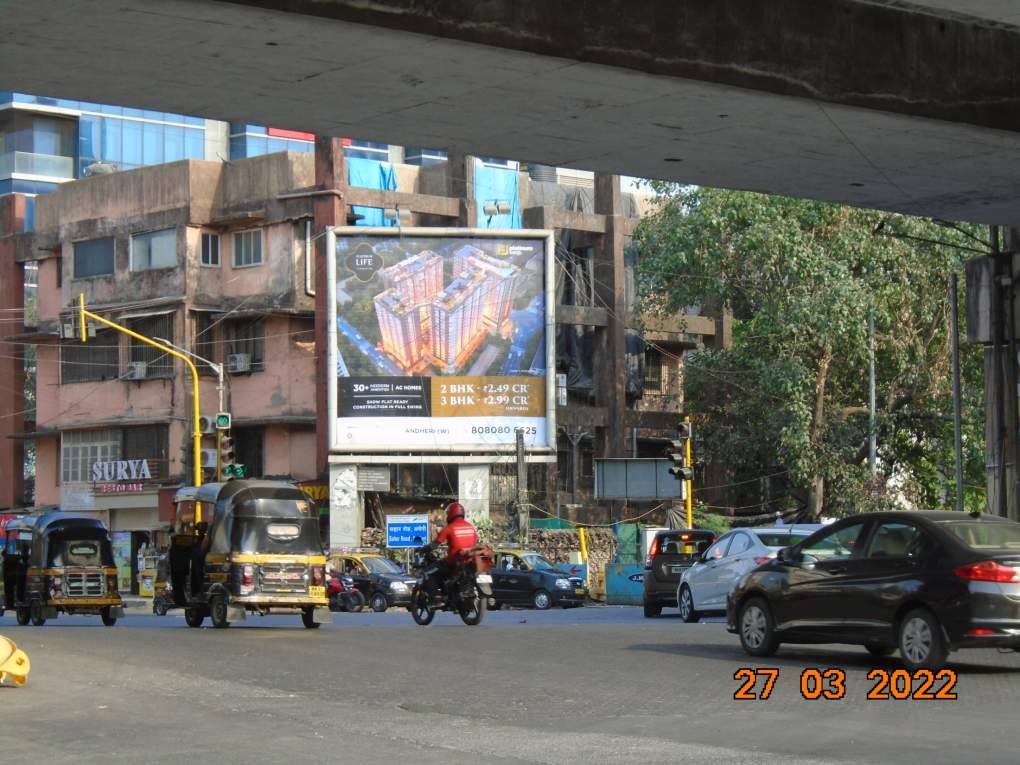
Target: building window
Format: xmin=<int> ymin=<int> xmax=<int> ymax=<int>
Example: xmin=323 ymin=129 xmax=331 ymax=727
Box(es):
xmin=201 ymin=232 xmax=220 ymax=267
xmin=61 ymin=429 xmax=121 ymax=483
xmin=61 ymin=328 xmax=119 ymax=384
xmin=233 ymin=426 xmax=265 ymax=478
xmin=73 ymin=237 xmax=115 ymax=278
xmin=131 ymin=228 xmax=176 ymax=271
xmin=129 ymin=314 xmax=175 ymax=378
xmin=644 ymin=348 xmax=663 ymax=393
xmin=123 ymin=424 xmax=169 ymax=480
xmin=232 ymin=229 xmax=262 ymax=267
xmin=226 ymin=318 xmax=265 ymax=372
xmin=193 ymin=312 xmax=220 ymax=376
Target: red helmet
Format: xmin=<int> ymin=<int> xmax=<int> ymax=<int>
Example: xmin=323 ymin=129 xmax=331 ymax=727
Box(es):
xmin=446 ymin=502 xmax=466 ymax=523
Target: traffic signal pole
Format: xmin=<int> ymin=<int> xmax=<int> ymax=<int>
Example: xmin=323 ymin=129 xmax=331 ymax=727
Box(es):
xmin=684 ymin=415 xmax=693 ymax=528
xmin=78 ymin=294 xmax=204 ymax=494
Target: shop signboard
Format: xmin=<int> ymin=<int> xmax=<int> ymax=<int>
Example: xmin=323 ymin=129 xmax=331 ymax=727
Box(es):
xmin=328 ymin=228 xmax=554 ymax=452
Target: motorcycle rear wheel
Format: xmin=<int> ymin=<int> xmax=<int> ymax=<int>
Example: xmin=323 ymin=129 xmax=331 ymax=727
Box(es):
xmin=409 ymin=585 xmax=436 ymax=626
xmin=459 ymin=590 xmax=487 ymax=626
xmin=346 ymin=592 xmax=366 ymax=613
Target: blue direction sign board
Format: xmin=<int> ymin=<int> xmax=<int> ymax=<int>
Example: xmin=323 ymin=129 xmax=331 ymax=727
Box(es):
xmin=386 ymin=514 xmax=430 ymax=549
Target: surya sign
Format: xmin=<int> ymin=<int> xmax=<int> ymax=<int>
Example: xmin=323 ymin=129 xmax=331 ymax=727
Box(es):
xmin=91 ymin=459 xmax=153 ymax=482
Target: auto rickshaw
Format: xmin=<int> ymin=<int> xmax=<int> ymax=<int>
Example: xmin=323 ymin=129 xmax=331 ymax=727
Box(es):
xmin=2 ymin=510 xmax=124 ymax=626
xmin=165 ymin=480 xmax=331 ymax=628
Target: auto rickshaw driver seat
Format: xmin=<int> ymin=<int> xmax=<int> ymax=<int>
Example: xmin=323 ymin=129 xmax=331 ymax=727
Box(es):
xmin=0 ymin=635 xmax=30 ymax=687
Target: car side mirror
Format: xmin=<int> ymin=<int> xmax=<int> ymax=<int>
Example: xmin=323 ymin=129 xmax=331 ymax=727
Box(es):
xmin=777 ymin=546 xmax=799 ymax=564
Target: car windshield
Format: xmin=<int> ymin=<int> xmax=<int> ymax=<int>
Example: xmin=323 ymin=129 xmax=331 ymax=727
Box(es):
xmin=940 ymin=521 xmax=1020 ymax=551
xmin=521 ymin=553 xmax=558 ymax=571
xmin=364 ymin=556 xmax=403 ymax=574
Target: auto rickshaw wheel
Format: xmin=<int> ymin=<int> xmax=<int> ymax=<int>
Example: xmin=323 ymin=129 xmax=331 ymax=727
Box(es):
xmin=184 ymin=607 xmax=205 ymax=628
xmin=15 ymin=606 xmax=30 ymax=626
xmin=101 ymin=606 xmax=117 ymax=627
xmin=209 ymin=596 xmax=230 ymax=629
xmin=30 ymin=601 xmax=46 ymax=627
xmin=301 ymin=606 xmax=320 ymax=629
xmin=153 ymin=599 xmax=168 ymax=617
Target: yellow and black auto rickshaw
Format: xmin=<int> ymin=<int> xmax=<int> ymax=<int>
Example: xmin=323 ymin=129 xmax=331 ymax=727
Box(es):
xmin=1 ymin=509 xmax=124 ymax=626
xmin=166 ymin=480 xmax=331 ymax=628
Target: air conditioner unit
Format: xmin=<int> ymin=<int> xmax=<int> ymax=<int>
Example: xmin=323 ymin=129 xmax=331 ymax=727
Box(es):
xmin=200 ymin=448 xmax=218 ymax=468
xmin=198 ymin=416 xmax=216 ymax=435
xmin=227 ymin=353 xmax=251 ymax=374
xmin=124 ymin=361 xmax=148 ymax=381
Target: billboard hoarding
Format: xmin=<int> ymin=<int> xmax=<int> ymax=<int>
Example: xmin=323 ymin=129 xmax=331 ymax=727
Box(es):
xmin=328 ymin=228 xmax=554 ymax=453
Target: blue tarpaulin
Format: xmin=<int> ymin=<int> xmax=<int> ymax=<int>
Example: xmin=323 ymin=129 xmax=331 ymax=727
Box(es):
xmin=348 ymin=157 xmax=398 ymax=226
xmin=473 ymin=160 xmax=521 ymax=229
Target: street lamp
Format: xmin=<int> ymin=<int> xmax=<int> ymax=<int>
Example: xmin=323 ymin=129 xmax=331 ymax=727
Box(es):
xmin=154 ymin=337 xmax=225 ymax=415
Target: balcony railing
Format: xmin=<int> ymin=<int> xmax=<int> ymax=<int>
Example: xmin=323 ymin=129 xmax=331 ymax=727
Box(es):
xmin=0 ymin=151 xmax=75 ymax=180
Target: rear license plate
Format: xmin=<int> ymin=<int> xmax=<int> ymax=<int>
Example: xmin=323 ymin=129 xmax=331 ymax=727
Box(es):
xmin=574 ymin=588 xmax=586 ymax=595
xmin=309 ymin=586 xmax=325 ymax=597
xmin=671 ymin=565 xmax=688 ymax=574
xmin=476 ymin=574 xmax=492 ymax=584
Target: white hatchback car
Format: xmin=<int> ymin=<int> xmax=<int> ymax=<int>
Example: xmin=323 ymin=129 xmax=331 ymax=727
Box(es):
xmin=677 ymin=525 xmax=821 ymax=622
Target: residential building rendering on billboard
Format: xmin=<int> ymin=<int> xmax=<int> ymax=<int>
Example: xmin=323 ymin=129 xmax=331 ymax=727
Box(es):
xmin=331 ymin=230 xmax=553 ymax=451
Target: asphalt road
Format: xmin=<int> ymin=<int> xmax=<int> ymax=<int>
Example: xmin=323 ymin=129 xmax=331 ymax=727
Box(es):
xmin=2 ymin=605 xmax=1019 ymax=765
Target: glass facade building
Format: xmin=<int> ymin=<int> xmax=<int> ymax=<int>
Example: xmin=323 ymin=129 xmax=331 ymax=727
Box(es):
xmin=0 ymin=92 xmax=222 ymax=229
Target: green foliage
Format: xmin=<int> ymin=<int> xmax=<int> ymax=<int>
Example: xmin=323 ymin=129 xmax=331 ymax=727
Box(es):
xmin=692 ymin=506 xmax=731 ymax=536
xmin=636 ymin=186 xmax=986 ymax=517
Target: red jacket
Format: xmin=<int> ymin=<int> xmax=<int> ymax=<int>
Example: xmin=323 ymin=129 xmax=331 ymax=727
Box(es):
xmin=435 ymin=517 xmax=479 ymax=565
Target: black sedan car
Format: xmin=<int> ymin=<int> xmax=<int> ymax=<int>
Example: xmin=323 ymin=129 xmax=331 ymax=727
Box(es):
xmin=727 ymin=511 xmax=1020 ymax=669
xmin=489 ymin=547 xmax=587 ymax=609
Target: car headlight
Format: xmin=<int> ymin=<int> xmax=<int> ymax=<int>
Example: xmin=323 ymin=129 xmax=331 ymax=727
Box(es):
xmin=389 ymin=581 xmax=409 ymax=592
xmin=554 ymin=578 xmax=571 ymax=590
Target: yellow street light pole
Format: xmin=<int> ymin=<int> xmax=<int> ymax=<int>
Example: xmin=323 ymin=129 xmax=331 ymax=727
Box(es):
xmin=78 ymin=294 xmax=204 ymax=494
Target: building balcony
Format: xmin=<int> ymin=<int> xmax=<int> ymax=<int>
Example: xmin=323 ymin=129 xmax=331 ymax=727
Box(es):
xmin=0 ymin=151 xmax=74 ymax=181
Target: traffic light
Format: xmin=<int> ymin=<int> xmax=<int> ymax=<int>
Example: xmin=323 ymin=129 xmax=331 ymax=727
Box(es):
xmin=666 ymin=423 xmax=694 ymax=481
xmin=219 ymin=432 xmax=245 ymax=479
xmin=215 ymin=412 xmax=231 ymax=431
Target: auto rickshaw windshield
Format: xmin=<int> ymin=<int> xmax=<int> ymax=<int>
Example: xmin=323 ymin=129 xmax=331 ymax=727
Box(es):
xmin=47 ymin=530 xmax=115 ymax=567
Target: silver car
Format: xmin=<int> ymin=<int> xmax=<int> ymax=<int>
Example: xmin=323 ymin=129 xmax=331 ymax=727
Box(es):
xmin=677 ymin=525 xmax=821 ymax=622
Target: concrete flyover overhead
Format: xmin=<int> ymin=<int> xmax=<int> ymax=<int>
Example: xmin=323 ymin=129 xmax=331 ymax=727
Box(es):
xmin=2 ymin=0 xmax=1020 ymax=223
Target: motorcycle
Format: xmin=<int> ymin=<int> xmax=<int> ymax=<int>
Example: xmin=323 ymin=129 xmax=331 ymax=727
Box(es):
xmin=408 ymin=544 xmax=495 ymax=627
xmin=327 ymin=573 xmax=366 ymax=613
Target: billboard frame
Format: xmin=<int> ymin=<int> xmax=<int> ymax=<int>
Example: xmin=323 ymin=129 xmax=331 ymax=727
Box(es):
xmin=326 ymin=226 xmax=556 ymax=454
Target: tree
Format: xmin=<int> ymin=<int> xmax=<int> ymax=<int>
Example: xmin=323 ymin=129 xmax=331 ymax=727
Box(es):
xmin=635 ymin=185 xmax=986 ymax=519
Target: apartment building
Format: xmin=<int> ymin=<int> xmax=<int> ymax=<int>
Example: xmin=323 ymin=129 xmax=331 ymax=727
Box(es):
xmin=25 ymin=153 xmax=319 ymax=569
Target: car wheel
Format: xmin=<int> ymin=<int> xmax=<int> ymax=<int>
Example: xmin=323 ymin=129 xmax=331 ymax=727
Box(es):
xmin=370 ymin=592 xmax=389 ymax=612
xmin=865 ymin=643 xmax=894 ymax=658
xmin=738 ymin=597 xmax=780 ymax=657
xmin=532 ymin=589 xmax=552 ymax=610
xmin=30 ymin=600 xmax=46 ymax=627
xmin=643 ymin=600 xmax=662 ymax=618
xmin=101 ymin=606 xmax=117 ymax=627
xmin=898 ymin=608 xmax=947 ymax=670
xmin=184 ymin=607 xmax=205 ymax=628
xmin=209 ymin=595 xmax=230 ymax=628
xmin=678 ymin=585 xmax=699 ymax=623
xmin=301 ymin=606 xmax=321 ymax=629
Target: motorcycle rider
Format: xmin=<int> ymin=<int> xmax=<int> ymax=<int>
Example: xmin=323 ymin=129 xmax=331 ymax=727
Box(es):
xmin=424 ymin=501 xmax=478 ymax=598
